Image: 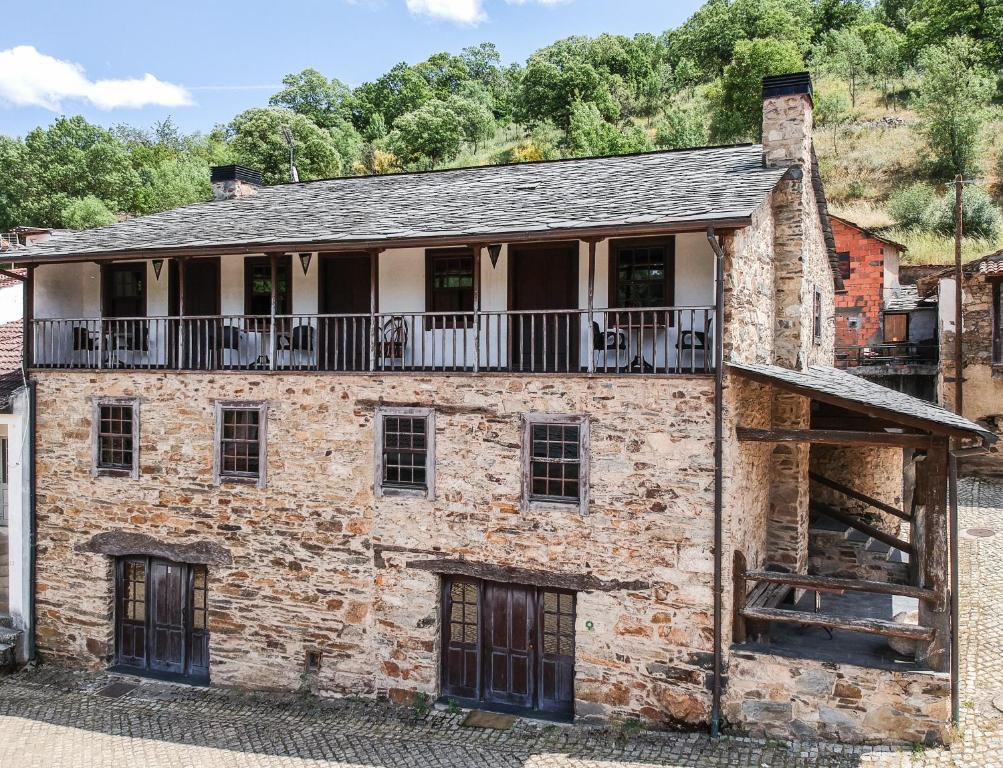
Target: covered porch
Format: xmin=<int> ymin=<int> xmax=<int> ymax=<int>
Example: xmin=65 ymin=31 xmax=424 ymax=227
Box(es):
xmin=27 ymin=231 xmax=721 ymax=375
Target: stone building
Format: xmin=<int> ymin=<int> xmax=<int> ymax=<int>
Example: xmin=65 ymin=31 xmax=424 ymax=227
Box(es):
xmin=10 ymin=74 xmax=992 ymax=745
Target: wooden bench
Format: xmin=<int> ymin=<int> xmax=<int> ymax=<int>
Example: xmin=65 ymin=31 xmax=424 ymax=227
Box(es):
xmin=743 ymin=580 xmax=793 ymax=641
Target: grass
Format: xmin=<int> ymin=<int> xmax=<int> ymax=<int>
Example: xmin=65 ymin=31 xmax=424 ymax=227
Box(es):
xmin=881 ymin=229 xmax=1002 ymax=265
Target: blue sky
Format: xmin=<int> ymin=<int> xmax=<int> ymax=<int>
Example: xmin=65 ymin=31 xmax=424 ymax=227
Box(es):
xmin=0 ymin=0 xmax=703 ymax=138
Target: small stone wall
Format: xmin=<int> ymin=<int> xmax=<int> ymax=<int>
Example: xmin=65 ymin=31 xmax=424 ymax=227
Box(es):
xmin=725 ymin=649 xmax=951 ymax=745
xmin=810 ymin=445 xmax=905 ymax=536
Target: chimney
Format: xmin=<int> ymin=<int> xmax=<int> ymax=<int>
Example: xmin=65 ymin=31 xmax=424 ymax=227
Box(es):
xmin=210 ymin=165 xmax=263 ymax=201
xmin=761 ymin=72 xmax=813 ymax=170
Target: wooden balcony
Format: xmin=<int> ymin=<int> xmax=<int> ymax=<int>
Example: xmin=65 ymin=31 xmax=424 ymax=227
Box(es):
xmin=31 ymin=307 xmax=716 ymax=376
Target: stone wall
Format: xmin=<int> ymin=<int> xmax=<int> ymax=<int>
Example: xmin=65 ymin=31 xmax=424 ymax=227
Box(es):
xmin=723 ymin=199 xmax=776 ymax=365
xmin=725 ymin=649 xmax=950 ymax=745
xmin=810 ymin=445 xmax=905 ymax=536
xmin=32 ymin=370 xmax=720 ymax=726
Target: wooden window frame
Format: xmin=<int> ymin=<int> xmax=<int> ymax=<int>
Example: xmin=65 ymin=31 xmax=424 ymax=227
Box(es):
xmin=522 ymin=413 xmax=589 ymax=515
xmin=813 ymin=287 xmax=823 ymax=344
xmin=374 ymin=406 xmax=435 ymax=500
xmin=425 ymin=248 xmax=474 ymax=330
xmin=243 ymin=255 xmax=292 ymax=318
xmin=836 ymin=251 xmax=851 ymax=282
xmin=213 ymin=401 xmax=268 ymax=487
xmin=992 ymin=279 xmax=1003 ymax=365
xmin=102 ymin=263 xmax=148 ymax=319
xmin=608 ymin=237 xmax=675 ymax=311
xmin=91 ymin=397 xmax=140 ymax=479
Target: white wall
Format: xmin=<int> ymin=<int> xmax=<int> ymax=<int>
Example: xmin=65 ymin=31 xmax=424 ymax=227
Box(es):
xmin=0 ymin=387 xmax=30 ymax=659
xmin=0 ymin=285 xmax=23 ymax=325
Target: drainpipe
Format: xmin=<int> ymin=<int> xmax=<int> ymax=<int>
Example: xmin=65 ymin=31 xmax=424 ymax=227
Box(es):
xmin=948 ymin=450 xmax=959 ymax=727
xmin=706 ymin=228 xmax=726 ymax=738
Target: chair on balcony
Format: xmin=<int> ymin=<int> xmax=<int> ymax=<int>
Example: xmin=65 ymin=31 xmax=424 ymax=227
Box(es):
xmin=591 ymin=321 xmax=627 ymax=370
xmin=378 ymin=316 xmax=408 ymax=367
xmin=200 ymin=322 xmax=243 ymax=369
xmin=677 ymin=318 xmax=715 ymax=373
xmin=276 ymin=324 xmax=317 ymax=370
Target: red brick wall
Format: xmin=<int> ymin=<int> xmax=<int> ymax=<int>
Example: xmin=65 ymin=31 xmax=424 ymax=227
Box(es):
xmin=832 ymin=219 xmax=888 ymax=349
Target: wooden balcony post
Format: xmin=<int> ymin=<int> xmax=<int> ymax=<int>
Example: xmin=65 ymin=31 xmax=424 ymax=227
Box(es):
xmin=369 ymin=249 xmax=380 ymax=372
xmin=269 ymin=253 xmax=278 ymax=371
xmin=918 ymin=438 xmax=950 ymax=672
xmin=176 ymin=256 xmax=187 ymax=370
xmin=23 ymin=265 xmax=34 ymax=370
xmin=473 ymin=243 xmax=482 ymax=373
xmin=587 ymin=239 xmax=597 ymax=374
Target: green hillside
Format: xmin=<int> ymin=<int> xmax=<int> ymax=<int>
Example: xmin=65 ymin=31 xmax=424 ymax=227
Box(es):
xmin=3 ymin=0 xmax=1002 ymax=266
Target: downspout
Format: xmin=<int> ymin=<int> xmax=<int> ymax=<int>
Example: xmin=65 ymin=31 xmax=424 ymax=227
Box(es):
xmin=706 ymin=228 xmax=726 ymax=738
xmin=948 ymin=449 xmax=959 ymax=727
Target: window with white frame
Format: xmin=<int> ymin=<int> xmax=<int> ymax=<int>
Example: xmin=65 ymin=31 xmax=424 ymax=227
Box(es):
xmin=92 ymin=397 xmax=140 ymax=479
xmin=523 ymin=414 xmax=589 ymax=513
xmin=214 ymin=402 xmax=268 ymax=486
xmin=375 ymin=407 xmax=435 ymax=498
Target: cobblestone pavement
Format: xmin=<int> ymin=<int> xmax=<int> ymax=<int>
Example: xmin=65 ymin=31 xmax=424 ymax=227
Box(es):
xmin=1 ymin=478 xmax=1002 ymax=768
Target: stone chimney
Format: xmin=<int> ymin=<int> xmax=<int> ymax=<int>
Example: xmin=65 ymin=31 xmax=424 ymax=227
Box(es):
xmin=761 ymin=72 xmax=813 ymax=170
xmin=210 ymin=165 xmax=263 ymax=201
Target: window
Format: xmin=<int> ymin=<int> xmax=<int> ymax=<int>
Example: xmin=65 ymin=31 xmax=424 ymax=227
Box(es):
xmin=523 ymin=414 xmax=589 ymax=513
xmin=993 ymin=282 xmax=1003 ymax=364
xmin=883 ymin=313 xmax=908 ymax=344
xmin=837 ymin=251 xmax=851 ymax=282
xmin=92 ymin=398 xmax=139 ymax=478
xmin=375 ymin=407 xmax=435 ymax=498
xmin=102 ymin=263 xmax=147 ymax=318
xmin=426 ymin=249 xmax=474 ymax=329
xmin=244 ymin=255 xmax=291 ymax=318
xmin=813 ymin=288 xmax=823 ymax=343
xmin=609 ymin=238 xmax=674 ymax=309
xmin=214 ymin=402 xmax=267 ymax=486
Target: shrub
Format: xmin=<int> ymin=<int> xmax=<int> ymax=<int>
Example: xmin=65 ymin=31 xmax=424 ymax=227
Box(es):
xmin=923 ymin=186 xmax=1002 ymax=241
xmin=887 ymin=183 xmax=937 ymax=229
xmin=61 ymin=195 xmax=116 ymax=230
xmin=654 ymin=102 xmax=707 ymax=150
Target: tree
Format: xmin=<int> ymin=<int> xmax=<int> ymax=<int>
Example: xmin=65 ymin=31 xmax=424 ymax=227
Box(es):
xmin=388 ymin=100 xmax=463 ymax=169
xmin=446 ymin=91 xmax=496 ymax=150
xmin=858 ymin=23 xmax=906 ymax=106
xmin=823 ymin=28 xmax=870 ymax=106
xmin=269 ymin=69 xmax=353 ymax=129
xmin=811 ymin=0 xmax=868 ymax=41
xmin=709 ymin=38 xmax=804 ymax=142
xmin=415 ymin=52 xmax=471 ymax=99
xmin=62 ymin=195 xmax=117 ymax=229
xmin=925 ymin=185 xmax=1002 ymax=240
xmin=904 ymin=0 xmax=1003 ymax=71
xmin=351 ymin=63 xmax=434 ymax=134
xmin=654 ymin=101 xmax=708 ymax=150
xmin=566 ymin=101 xmax=650 ymax=158
xmin=913 ymin=36 xmax=994 ymax=177
xmin=0 ymin=136 xmax=29 ymax=231
xmin=20 ymin=116 xmax=140 ymax=227
xmin=227 ymin=108 xmax=342 ymax=184
xmin=813 ymin=91 xmax=852 ymax=155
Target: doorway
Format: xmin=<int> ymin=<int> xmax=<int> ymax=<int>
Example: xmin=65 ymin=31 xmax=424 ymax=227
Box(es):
xmin=318 ymin=253 xmax=372 ymax=370
xmin=114 ymin=556 xmax=209 ymax=682
xmin=508 ymin=243 xmax=579 ymax=372
xmin=169 ymin=258 xmax=222 ymax=368
xmin=441 ymin=577 xmax=575 ymax=717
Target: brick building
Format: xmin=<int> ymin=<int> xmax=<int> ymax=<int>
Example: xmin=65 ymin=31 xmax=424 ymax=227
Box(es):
xmin=9 ymin=75 xmax=992 ymax=745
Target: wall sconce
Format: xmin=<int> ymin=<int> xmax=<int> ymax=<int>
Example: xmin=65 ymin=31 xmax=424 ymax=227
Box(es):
xmin=487 ymin=243 xmax=502 ymax=269
xmin=299 ymin=252 xmax=312 ymax=275
xmin=152 ymin=259 xmax=164 ymax=281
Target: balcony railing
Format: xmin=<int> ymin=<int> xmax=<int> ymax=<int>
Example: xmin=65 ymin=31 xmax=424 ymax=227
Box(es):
xmin=835 ymin=342 xmax=938 ymax=369
xmin=31 ymin=307 xmax=716 ymax=376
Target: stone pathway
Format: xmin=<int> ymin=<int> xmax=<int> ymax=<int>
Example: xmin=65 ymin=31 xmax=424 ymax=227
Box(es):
xmin=1 ymin=479 xmax=1002 ymax=767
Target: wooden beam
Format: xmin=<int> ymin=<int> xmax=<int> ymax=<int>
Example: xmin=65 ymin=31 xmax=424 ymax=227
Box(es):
xmin=740 ymin=606 xmax=934 ymax=641
xmin=472 ymin=243 xmax=482 ymax=373
xmin=586 ymin=238 xmax=596 ymax=375
xmin=745 ymin=570 xmax=936 ymax=602
xmin=809 ymin=471 xmax=911 ymax=521
xmin=919 ymin=438 xmax=951 ymax=672
xmin=816 ymin=502 xmax=915 ymax=554
xmin=9 ymin=218 xmax=751 ymax=267
xmin=268 ymin=252 xmax=278 ymax=371
xmin=0 ymin=268 xmax=25 ymax=282
xmin=737 ymin=427 xmax=932 ymax=448
xmin=406 ymin=557 xmax=650 ymax=593
xmin=23 ymin=265 xmax=34 ymax=370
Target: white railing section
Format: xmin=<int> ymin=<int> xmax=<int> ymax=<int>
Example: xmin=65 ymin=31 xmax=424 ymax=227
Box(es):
xmin=32 ymin=307 xmax=716 ymax=375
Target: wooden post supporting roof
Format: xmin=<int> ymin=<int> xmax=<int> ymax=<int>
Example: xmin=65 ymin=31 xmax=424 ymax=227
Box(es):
xmin=919 ymin=438 xmax=951 ymax=672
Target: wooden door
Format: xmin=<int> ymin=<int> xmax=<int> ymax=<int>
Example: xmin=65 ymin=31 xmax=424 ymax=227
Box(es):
xmin=114 ymin=557 xmax=209 ymax=682
xmin=319 ymin=253 xmax=372 ymax=370
xmin=149 ymin=560 xmax=186 ymax=675
xmin=441 ymin=577 xmax=575 ymax=715
xmin=509 ymin=243 xmax=579 ymax=372
xmin=170 ymin=259 xmax=222 ymax=368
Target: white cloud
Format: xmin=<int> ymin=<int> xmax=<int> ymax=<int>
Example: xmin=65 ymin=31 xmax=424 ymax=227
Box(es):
xmin=405 ymin=0 xmax=571 ymax=24
xmin=0 ymin=46 xmax=193 ymax=111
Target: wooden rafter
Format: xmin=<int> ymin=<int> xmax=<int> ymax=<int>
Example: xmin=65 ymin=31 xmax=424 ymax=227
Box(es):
xmin=736 ymin=427 xmax=932 ymax=448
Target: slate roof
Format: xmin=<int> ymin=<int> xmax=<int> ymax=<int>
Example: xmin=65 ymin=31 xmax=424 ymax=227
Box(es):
xmin=15 ymin=145 xmax=789 ymax=262
xmin=884 ymin=285 xmax=935 ymax=313
xmin=729 ymin=360 xmax=995 ymax=443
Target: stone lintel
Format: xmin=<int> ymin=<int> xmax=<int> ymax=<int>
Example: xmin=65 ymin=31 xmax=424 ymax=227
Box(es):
xmin=404 ymin=557 xmax=649 ymax=593
xmin=78 ymin=530 xmax=233 ymax=566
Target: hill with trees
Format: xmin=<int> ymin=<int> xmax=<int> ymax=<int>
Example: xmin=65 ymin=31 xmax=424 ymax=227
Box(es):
xmin=2 ymin=0 xmax=1002 ymax=264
